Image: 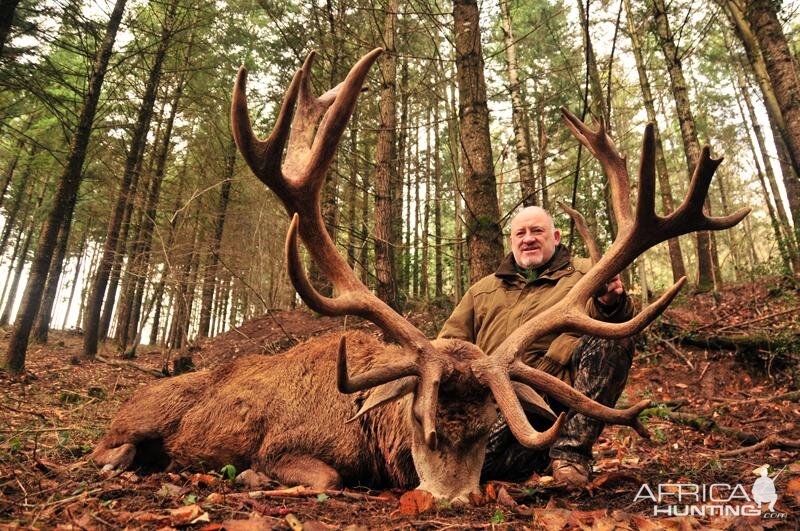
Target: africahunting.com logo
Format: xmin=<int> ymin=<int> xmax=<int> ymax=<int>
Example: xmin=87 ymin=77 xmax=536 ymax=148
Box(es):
xmin=633 ymin=465 xmax=787 ymax=518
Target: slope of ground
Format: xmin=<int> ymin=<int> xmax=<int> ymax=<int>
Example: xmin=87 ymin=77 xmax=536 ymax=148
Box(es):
xmin=0 ymin=280 xmax=798 ymax=529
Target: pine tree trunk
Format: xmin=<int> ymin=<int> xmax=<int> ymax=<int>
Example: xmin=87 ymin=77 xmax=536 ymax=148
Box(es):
xmin=735 ymin=68 xmax=800 ymax=272
xmin=0 ymin=145 xmax=38 ymax=258
xmin=0 ymin=123 xmax=32 ymax=210
xmin=535 ymin=99 xmax=550 ymax=211
xmin=624 ymin=0 xmax=686 ymax=282
xmin=652 ymin=0 xmax=717 ymax=292
xmin=421 ymin=107 xmax=431 ymax=301
xmin=744 ymin=0 xmax=800 ymax=242
xmin=198 ymin=140 xmax=234 ymax=338
xmin=0 ymin=0 xmax=21 ymax=57
xmin=61 ymin=235 xmax=86 ymax=329
xmin=499 ymin=0 xmax=536 ymax=206
xmin=434 ymin=99 xmax=443 ymax=299
xmin=447 ymin=72 xmax=464 ymax=303
xmin=0 ymin=226 xmax=34 ymax=326
xmin=346 ymin=109 xmax=359 ymax=269
xmin=373 ymin=0 xmax=400 ymax=310
xmin=32 ymin=214 xmax=72 ymax=343
xmin=453 ymin=0 xmax=504 ymax=283
xmin=82 ymin=0 xmax=176 ymax=359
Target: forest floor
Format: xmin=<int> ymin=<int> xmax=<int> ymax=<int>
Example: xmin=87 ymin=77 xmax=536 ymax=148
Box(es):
xmin=0 ymin=277 xmax=799 ymax=530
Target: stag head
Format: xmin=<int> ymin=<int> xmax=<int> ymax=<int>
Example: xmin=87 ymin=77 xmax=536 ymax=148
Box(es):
xmin=231 ymin=49 xmax=748 ymax=501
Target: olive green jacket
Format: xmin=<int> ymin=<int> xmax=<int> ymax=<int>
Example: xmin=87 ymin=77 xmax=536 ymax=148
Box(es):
xmin=438 ymin=246 xmax=634 ymax=383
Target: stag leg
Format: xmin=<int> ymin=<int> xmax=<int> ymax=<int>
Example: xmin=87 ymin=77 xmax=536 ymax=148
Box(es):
xmin=549 ymin=336 xmax=635 ymax=468
xmin=266 ymin=455 xmax=343 ymax=490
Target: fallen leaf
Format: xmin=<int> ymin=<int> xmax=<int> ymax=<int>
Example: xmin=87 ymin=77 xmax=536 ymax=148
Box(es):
xmin=788 ymin=462 xmax=800 ymax=475
xmin=157 ymin=482 xmax=183 ymax=498
xmin=787 ymin=477 xmax=800 ymax=505
xmin=496 ymin=486 xmax=516 ymax=508
xmin=218 ymin=516 xmax=274 ymax=531
xmin=631 ymin=515 xmax=666 ymax=530
xmin=169 ymin=503 xmax=205 ymax=526
xmin=532 ymin=508 xmax=571 ymax=529
xmin=485 ymin=483 xmax=497 ymax=501
xmin=589 ymin=472 xmax=643 ymax=490
xmin=205 ymin=492 xmax=225 ymax=504
xmin=190 ymin=473 xmax=220 ymax=488
xmin=398 ymin=489 xmax=435 ymax=515
xmin=285 ymin=513 xmax=303 ymax=531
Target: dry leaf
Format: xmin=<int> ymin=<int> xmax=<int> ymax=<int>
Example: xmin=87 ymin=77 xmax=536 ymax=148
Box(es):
xmin=157 ymin=482 xmax=183 ymax=498
xmin=190 ymin=473 xmax=219 ymax=488
xmin=787 ymin=477 xmax=800 ymax=505
xmin=397 ymin=489 xmax=435 ymax=515
xmin=169 ymin=504 xmax=204 ymax=526
xmin=496 ymin=486 xmax=516 ymax=508
xmin=285 ymin=513 xmax=303 ymax=531
xmin=631 ymin=515 xmax=666 ymax=530
xmin=532 ymin=508 xmax=571 ymax=530
xmin=485 ymin=483 xmax=497 ymax=500
xmin=218 ymin=516 xmax=274 ymax=531
xmin=205 ymin=492 xmax=225 ymax=504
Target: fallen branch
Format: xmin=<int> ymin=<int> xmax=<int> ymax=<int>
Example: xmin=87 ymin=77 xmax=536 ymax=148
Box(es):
xmin=0 ymin=403 xmax=46 ymax=419
xmin=658 ymin=339 xmax=694 ymax=370
xmin=95 ymin=355 xmax=163 ymax=378
xmin=641 ymin=407 xmax=757 ymax=445
xmin=710 ymin=390 xmax=800 ymax=406
xmin=716 ymin=305 xmax=800 ymax=333
xmin=719 ymin=434 xmax=800 ymax=457
xmin=235 ymin=486 xmax=390 ymax=502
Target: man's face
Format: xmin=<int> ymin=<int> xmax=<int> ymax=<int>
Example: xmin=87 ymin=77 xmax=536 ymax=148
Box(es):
xmin=510 ymin=207 xmax=561 ymax=269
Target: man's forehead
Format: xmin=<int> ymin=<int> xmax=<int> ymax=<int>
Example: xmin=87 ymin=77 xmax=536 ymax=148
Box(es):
xmin=510 ymin=208 xmax=552 ymax=230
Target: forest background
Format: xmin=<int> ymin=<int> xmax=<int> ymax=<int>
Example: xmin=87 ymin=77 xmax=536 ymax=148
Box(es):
xmin=0 ymin=0 xmax=799 ymax=376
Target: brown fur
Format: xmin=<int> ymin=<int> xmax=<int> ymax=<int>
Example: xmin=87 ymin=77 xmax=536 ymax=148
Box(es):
xmin=91 ymin=331 xmax=496 ymax=494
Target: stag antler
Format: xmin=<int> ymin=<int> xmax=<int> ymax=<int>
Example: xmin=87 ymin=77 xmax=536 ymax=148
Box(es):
xmin=232 ymin=50 xmax=575 ymax=450
xmin=471 ymin=109 xmax=750 ymax=439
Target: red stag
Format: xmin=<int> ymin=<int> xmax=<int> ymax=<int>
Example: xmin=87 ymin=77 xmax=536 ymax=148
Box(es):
xmin=89 ymin=49 xmax=748 ymax=502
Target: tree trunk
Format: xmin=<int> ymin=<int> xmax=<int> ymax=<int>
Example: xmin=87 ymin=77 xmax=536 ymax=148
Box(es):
xmin=0 ymin=0 xmax=21 ymax=57
xmin=346 ymin=109 xmax=359 ymax=269
xmin=624 ymin=0 xmax=686 ymax=282
xmin=744 ymin=0 xmax=800 ymax=242
xmin=0 ymin=122 xmax=32 ymax=210
xmin=0 ymin=226 xmax=34 ymax=326
xmin=0 ymin=145 xmax=38 ymax=258
xmin=198 ymin=141 xmax=234 ymax=338
xmin=735 ymin=67 xmax=800 ymax=272
xmin=434 ymin=100 xmax=443 ymax=299
xmin=83 ymin=0 xmax=176 ymax=358
xmin=373 ymin=0 xmax=400 ymax=310
xmin=536 ymin=99 xmax=550 ymax=211
xmin=453 ymin=0 xmax=504 ymax=283
xmin=651 ymin=0 xmax=717 ymax=292
xmin=499 ymin=0 xmax=536 ymax=206
xmin=32 ymin=213 xmax=72 ymax=343
xmin=447 ymin=70 xmax=464 ymax=302
xmin=61 ymin=234 xmax=86 ymax=329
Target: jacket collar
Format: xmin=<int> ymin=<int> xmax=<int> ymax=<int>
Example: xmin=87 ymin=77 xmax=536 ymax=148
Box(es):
xmin=495 ymin=245 xmax=574 ymax=283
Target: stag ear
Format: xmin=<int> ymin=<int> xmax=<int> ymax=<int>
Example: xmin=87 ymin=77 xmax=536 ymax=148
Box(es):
xmin=346 ymin=377 xmax=417 ymax=423
xmin=512 ymin=382 xmax=557 ymax=421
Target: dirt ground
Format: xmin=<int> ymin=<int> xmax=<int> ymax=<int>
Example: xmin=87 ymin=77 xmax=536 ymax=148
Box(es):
xmin=0 ymin=279 xmax=798 ymax=530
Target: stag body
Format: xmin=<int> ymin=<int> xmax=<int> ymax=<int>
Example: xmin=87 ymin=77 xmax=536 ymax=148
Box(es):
xmin=92 ymin=331 xmax=496 ymax=501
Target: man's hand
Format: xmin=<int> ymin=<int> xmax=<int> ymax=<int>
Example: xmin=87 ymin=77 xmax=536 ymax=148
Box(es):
xmin=596 ymin=274 xmax=624 ymax=307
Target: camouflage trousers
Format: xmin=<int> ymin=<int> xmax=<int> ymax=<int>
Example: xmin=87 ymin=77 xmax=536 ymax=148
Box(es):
xmin=481 ymin=336 xmax=635 ymax=482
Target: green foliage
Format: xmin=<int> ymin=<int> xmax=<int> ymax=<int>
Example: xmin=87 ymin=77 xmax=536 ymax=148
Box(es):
xmin=489 ymin=509 xmax=505 ymax=523
xmin=315 ymin=493 xmax=329 ymax=503
xmin=183 ymin=493 xmax=198 ymax=505
xmin=220 ymin=464 xmax=236 ymax=481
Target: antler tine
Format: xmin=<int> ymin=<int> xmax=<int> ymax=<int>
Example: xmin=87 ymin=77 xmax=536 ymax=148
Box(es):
xmin=473 ymin=359 xmax=566 ymax=448
xmin=231 ymin=65 xmax=302 ymax=191
xmin=336 ymin=336 xmax=419 ymax=393
xmin=508 ymin=361 xmax=651 ymax=438
xmin=560 ymin=107 xmax=633 ymax=229
xmin=558 ymin=201 xmax=601 ymax=264
xmin=634 ymin=123 xmax=658 ymax=226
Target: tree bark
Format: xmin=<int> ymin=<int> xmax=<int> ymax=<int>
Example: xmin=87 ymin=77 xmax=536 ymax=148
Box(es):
xmin=83 ymin=0 xmax=176 ymax=358
xmin=499 ymin=0 xmax=536 ymax=206
xmin=624 ymin=0 xmax=686 ymax=282
xmin=32 ymin=213 xmax=72 ymax=342
xmin=373 ymin=0 xmax=400 ymax=310
xmin=651 ymin=0 xmax=717 ymax=292
xmin=453 ymin=0 xmax=504 ymax=283
xmin=61 ymin=234 xmax=86 ymax=329
xmin=744 ymin=0 xmax=800 ymax=242
xmin=0 ymin=0 xmax=21 ymax=57
xmin=197 ymin=145 xmax=234 ymax=338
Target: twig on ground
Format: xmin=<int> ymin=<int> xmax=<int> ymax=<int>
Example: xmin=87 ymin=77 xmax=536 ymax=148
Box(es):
xmin=697 ymin=362 xmax=711 ymax=382
xmin=716 ymin=305 xmax=800 ymax=333
xmin=95 ymin=355 xmax=163 ymax=378
xmin=0 ymin=427 xmax=79 ymax=434
xmin=0 ymin=403 xmax=47 ymax=419
xmin=235 ymin=487 xmax=390 ymax=502
xmin=710 ymin=390 xmax=800 ymax=406
xmin=659 ymin=339 xmax=694 ymax=369
xmin=719 ymin=434 xmax=800 ymax=457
